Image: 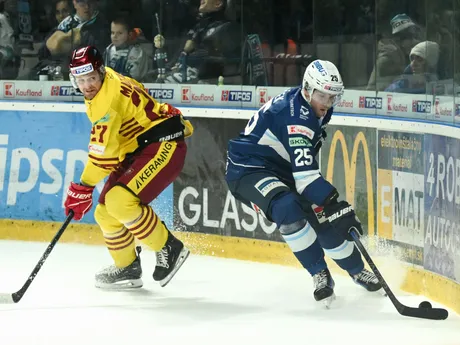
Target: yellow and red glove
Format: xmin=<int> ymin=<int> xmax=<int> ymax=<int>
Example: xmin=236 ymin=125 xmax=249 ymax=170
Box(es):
xmin=64 ymin=182 xmax=94 ymax=221
xmin=160 ymin=104 xmax=182 ymax=118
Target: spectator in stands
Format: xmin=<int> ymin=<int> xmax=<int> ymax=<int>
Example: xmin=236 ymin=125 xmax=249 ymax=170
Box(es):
xmin=55 ymin=0 xmax=72 ymax=24
xmin=103 ymin=16 xmax=148 ymax=81
xmin=31 ymin=0 xmax=109 ymax=79
xmin=46 ymin=0 xmax=109 ymax=56
xmin=153 ymin=0 xmax=242 ymax=84
xmin=0 ymin=4 xmax=18 ymax=79
xmin=367 ymin=13 xmax=422 ymax=91
xmin=385 ymin=41 xmax=439 ymax=94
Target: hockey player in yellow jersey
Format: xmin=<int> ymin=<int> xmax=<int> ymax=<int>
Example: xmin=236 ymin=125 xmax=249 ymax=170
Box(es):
xmin=63 ymin=46 xmax=193 ymax=289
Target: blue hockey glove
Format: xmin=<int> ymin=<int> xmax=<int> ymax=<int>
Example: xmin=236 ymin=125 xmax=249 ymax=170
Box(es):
xmin=314 ymin=130 xmax=327 ymax=155
xmin=323 ymin=200 xmax=363 ymax=241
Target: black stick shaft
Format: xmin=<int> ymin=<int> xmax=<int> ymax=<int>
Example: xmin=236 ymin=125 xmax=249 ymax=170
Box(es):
xmin=11 ymin=211 xmax=74 ymax=303
xmin=350 ymin=227 xmax=448 ymax=320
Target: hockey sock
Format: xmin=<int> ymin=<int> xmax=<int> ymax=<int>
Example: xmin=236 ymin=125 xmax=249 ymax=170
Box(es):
xmin=126 ymin=205 xmax=168 ymax=251
xmin=103 ymin=227 xmax=137 ymax=268
xmin=316 ymin=224 xmax=364 ymax=275
xmin=280 ymin=220 xmax=328 ymax=275
xmin=95 ymin=203 xmax=137 ymax=268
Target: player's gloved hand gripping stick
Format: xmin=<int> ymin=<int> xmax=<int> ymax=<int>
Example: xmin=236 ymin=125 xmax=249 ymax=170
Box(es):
xmin=0 ymin=210 xmax=74 ymax=304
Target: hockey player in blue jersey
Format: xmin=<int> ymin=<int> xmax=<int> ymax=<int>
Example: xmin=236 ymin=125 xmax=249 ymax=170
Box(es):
xmin=225 ymin=59 xmax=382 ymax=306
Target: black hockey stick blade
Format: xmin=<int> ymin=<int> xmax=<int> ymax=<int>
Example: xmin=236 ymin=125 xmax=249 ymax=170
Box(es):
xmin=0 ymin=211 xmax=74 ymax=304
xmin=350 ymin=227 xmax=448 ymax=320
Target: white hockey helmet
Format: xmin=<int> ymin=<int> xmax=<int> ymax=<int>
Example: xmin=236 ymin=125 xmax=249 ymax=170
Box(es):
xmin=302 ymin=60 xmax=344 ymax=106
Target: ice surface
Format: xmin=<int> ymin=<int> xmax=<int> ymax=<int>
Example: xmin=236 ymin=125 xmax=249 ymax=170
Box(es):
xmin=0 ymin=240 xmax=457 ymax=345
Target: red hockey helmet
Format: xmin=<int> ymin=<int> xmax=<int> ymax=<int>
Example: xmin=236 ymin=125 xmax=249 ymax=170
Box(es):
xmin=69 ymin=46 xmax=105 ymax=89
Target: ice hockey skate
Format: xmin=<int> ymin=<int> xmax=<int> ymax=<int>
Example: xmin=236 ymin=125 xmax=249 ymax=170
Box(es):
xmin=350 ymin=268 xmax=384 ymax=294
xmin=95 ymin=246 xmax=143 ymax=290
xmin=313 ymin=268 xmax=335 ymax=308
xmin=153 ymin=230 xmax=190 ymax=287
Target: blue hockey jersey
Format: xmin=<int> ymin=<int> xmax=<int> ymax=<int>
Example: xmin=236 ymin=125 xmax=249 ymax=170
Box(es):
xmin=226 ymin=87 xmax=336 ymax=206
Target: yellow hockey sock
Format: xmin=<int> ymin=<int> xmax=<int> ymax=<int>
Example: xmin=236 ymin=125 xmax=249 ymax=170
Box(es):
xmin=95 ymin=203 xmax=137 ymax=268
xmin=127 ymin=205 xmax=168 ymax=251
xmin=102 ymin=227 xmax=136 ymax=268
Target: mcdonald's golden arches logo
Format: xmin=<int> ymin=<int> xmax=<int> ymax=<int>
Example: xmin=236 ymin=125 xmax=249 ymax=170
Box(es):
xmin=325 ymin=130 xmax=375 ymax=236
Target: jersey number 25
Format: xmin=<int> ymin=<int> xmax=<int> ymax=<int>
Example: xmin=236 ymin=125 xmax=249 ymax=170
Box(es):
xmin=294 ymin=148 xmax=313 ymax=166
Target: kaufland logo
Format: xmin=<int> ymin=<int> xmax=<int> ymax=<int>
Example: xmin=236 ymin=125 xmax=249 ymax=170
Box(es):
xmin=221 ymin=90 xmax=252 ymax=102
xmin=181 ymin=86 xmax=191 ymax=103
xmin=181 ymin=86 xmax=214 ymax=103
xmin=4 ymin=82 xmax=14 ymax=97
xmin=337 ymin=99 xmax=353 ymax=108
xmin=434 ymin=98 xmax=452 ymax=117
xmin=387 ymin=95 xmax=408 ymax=112
xmin=259 ymin=88 xmax=271 ymax=105
xmin=4 ymin=82 xmax=42 ymax=97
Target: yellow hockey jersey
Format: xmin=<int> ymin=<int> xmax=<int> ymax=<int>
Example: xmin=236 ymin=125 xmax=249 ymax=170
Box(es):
xmin=80 ymin=67 xmax=193 ymax=186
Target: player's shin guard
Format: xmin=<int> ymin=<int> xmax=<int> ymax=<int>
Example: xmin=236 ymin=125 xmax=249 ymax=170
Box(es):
xmin=316 ymin=223 xmax=364 ymax=275
xmin=126 ymin=205 xmax=168 ymax=251
xmin=94 ymin=203 xmax=137 ymax=268
xmin=280 ymin=219 xmax=327 ymax=275
xmin=322 ymin=240 xmax=364 ymax=275
xmin=103 ymin=227 xmax=137 ymax=267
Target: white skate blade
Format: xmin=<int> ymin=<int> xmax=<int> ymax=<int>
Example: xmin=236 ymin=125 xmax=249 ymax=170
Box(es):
xmin=159 ymin=247 xmax=190 ymax=288
xmin=0 ymin=293 xmax=15 ymax=304
xmin=95 ymin=278 xmax=143 ymax=290
xmin=322 ymin=293 xmax=336 ymax=309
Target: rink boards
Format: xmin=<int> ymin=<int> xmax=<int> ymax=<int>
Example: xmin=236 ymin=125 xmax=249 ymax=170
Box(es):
xmin=0 ymin=101 xmax=459 ymax=313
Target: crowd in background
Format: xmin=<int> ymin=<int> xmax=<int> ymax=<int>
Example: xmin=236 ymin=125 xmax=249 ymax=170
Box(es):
xmin=0 ymin=0 xmax=459 ymax=95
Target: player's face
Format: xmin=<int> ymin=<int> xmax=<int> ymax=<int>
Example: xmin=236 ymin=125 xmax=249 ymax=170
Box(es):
xmin=75 ymin=70 xmax=103 ymax=100
xmin=305 ymin=89 xmax=337 ymax=118
xmin=111 ymin=23 xmax=130 ymax=47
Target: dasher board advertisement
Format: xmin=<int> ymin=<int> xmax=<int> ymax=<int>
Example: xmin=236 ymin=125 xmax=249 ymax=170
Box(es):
xmin=424 ymin=134 xmax=460 ymax=282
xmin=173 ymin=117 xmax=279 ymax=241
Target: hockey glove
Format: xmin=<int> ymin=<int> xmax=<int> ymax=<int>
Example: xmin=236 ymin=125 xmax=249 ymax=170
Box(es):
xmin=160 ymin=103 xmax=182 ymax=118
xmin=323 ymin=200 xmax=363 ymax=241
xmin=314 ymin=130 xmax=327 ymax=155
xmin=64 ymin=182 xmax=94 ymax=221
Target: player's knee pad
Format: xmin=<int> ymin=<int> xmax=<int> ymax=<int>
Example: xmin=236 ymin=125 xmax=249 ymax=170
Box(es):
xmin=279 ymin=218 xmax=318 ymax=254
xmin=94 ymin=203 xmax=124 ymax=233
xmin=105 ymin=185 xmax=142 ymax=223
xmin=279 ymin=218 xmax=308 ymax=235
xmin=94 ymin=204 xmax=108 ymax=227
xmin=269 ymin=191 xmax=308 ymax=227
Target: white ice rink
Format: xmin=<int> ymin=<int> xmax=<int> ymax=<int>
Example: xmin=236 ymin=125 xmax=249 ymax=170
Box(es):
xmin=0 ymin=240 xmax=458 ymax=345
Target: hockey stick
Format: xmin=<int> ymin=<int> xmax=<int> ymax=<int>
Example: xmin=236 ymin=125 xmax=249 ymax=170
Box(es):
xmin=0 ymin=210 xmax=74 ymax=304
xmin=349 ymin=227 xmax=448 ymax=320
